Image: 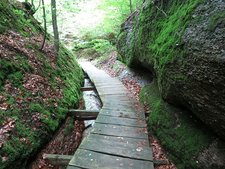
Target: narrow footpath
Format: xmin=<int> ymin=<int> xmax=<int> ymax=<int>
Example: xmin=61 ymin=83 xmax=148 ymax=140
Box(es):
xmin=67 ymin=62 xmax=154 ymax=169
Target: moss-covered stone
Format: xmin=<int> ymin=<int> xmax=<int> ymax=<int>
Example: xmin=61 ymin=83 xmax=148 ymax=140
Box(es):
xmin=0 ymin=1 xmax=83 ymax=169
xmin=118 ymin=0 xmax=225 ymax=168
xmin=117 ymin=0 xmax=225 ymax=139
xmin=140 ymin=82 xmax=225 ymax=169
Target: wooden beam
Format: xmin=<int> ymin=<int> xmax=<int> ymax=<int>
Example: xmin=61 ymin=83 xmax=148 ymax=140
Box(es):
xmin=76 ymin=116 xmax=98 ymax=120
xmin=69 ymin=109 xmax=99 ymax=120
xmin=81 ymin=86 xmax=95 ymax=91
xmin=43 ymin=154 xmax=72 ymax=166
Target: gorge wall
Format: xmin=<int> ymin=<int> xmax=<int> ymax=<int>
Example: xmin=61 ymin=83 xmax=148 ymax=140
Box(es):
xmin=117 ymin=0 xmax=225 ymax=168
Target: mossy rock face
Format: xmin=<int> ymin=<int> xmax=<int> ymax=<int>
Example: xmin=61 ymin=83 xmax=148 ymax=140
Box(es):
xmin=161 ymin=0 xmax=225 ymax=139
xmin=117 ymin=0 xmax=225 ymax=139
xmin=140 ymin=82 xmax=225 ymax=169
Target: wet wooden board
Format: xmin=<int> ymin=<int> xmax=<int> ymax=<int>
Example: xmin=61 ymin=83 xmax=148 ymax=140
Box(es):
xmin=96 ymin=114 xmax=146 ymax=128
xmin=79 ymin=134 xmax=152 ymax=161
xmin=68 ymin=149 xmax=154 ymax=169
xmin=91 ymin=123 xmax=148 ymax=139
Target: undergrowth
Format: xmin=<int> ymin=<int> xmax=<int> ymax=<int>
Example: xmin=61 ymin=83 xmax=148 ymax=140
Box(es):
xmin=73 ymin=38 xmax=116 ymax=62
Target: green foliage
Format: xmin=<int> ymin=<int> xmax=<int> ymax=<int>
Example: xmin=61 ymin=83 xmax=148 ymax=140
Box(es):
xmin=139 ymin=82 xmax=213 ymax=169
xmin=74 ymin=39 xmax=111 ymax=53
xmin=98 ymin=0 xmax=142 ymax=34
xmin=73 ymin=37 xmax=116 ymax=61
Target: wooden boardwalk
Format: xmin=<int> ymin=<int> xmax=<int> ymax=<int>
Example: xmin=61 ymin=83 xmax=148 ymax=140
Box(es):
xmin=67 ymin=62 xmax=154 ymax=169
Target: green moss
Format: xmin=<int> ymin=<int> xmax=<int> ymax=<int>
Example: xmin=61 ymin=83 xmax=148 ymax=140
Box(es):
xmin=140 ymin=82 xmax=212 ymax=169
xmin=0 ymin=0 xmax=39 ymax=36
xmin=150 ymin=1 xmax=202 ymax=72
xmin=57 ymin=47 xmax=83 ymax=107
xmin=121 ymin=0 xmax=203 ymax=78
xmin=208 ymin=11 xmax=225 ymax=31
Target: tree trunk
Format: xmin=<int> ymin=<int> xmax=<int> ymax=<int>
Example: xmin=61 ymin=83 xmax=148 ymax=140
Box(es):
xmin=51 ymin=0 xmax=59 ymax=53
xmin=40 ymin=0 xmax=47 ymax=50
xmin=129 ymin=0 xmax=133 ymax=13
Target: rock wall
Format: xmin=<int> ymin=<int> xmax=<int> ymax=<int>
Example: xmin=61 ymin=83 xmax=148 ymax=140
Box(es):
xmin=117 ymin=0 xmax=225 ymax=139
xmin=117 ymin=0 xmax=225 ymax=168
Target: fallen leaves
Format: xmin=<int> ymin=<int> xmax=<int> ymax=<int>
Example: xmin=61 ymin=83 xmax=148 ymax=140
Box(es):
xmin=30 ymin=119 xmax=85 ymax=169
xmin=150 ymin=136 xmax=177 ymax=169
xmin=0 ymin=31 xmax=64 ymax=161
xmin=0 ymin=102 xmax=9 ymax=111
xmin=0 ymin=118 xmax=16 ymax=148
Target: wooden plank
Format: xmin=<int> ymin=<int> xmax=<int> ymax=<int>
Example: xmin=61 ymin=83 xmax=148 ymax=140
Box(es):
xmin=96 ymin=114 xmax=146 ymax=128
xmin=76 ymin=116 xmax=98 ymax=120
xmin=43 ymin=154 xmax=72 ymax=166
xmin=98 ymin=87 xmax=129 ymax=94
xmin=68 ymin=149 xmax=154 ymax=169
xmin=81 ymin=86 xmax=95 ymax=91
xmin=103 ymin=102 xmax=137 ymax=109
xmin=91 ymin=123 xmax=148 ymax=139
xmin=79 ymin=134 xmax=152 ymax=161
xmin=69 ymin=109 xmax=99 ymax=116
xmin=100 ymin=108 xmax=145 ymax=120
xmin=69 ymin=109 xmax=99 ymax=120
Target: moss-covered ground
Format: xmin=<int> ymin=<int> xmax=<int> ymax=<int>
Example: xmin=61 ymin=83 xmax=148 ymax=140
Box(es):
xmin=0 ymin=1 xmax=83 ymax=168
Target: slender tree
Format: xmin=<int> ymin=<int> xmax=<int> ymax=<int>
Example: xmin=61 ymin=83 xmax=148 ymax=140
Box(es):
xmin=40 ymin=0 xmax=47 ymax=50
xmin=129 ymin=0 xmax=133 ymax=13
xmin=51 ymin=0 xmax=59 ymax=53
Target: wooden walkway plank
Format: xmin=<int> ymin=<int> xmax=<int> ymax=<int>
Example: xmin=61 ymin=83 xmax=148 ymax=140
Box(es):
xmin=69 ymin=109 xmax=99 ymax=120
xmin=91 ymin=123 xmax=148 ymax=139
xmin=79 ymin=134 xmax=152 ymax=161
xmin=96 ymin=114 xmax=146 ymax=128
xmin=100 ymin=108 xmax=145 ymax=120
xmin=68 ymin=149 xmax=154 ymax=169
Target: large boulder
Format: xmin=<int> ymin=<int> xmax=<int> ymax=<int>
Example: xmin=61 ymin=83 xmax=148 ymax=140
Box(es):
xmin=117 ymin=0 xmax=225 ymax=140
